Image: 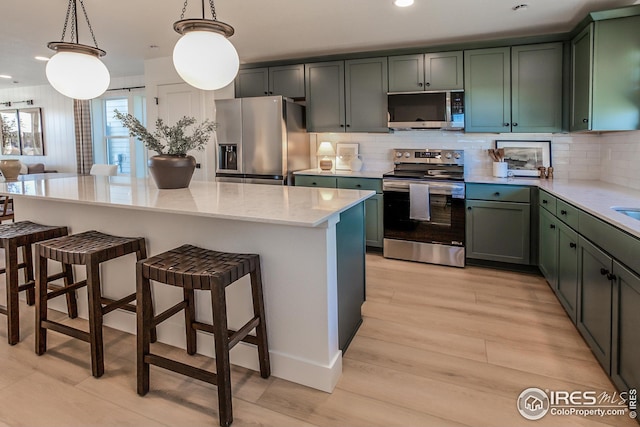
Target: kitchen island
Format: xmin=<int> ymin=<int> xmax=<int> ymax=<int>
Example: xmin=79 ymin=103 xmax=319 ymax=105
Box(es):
xmin=0 ymin=175 xmax=374 ymax=392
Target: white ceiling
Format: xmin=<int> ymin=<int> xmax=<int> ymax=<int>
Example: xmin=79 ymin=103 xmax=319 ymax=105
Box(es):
xmin=0 ymin=0 xmax=636 ymax=89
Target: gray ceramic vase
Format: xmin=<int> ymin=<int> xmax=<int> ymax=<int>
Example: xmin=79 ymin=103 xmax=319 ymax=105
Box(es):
xmin=148 ymin=154 xmax=196 ymax=189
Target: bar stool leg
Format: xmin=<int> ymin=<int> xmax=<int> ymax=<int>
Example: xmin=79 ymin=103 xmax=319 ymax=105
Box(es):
xmin=5 ymin=241 xmax=19 ymax=345
xmin=135 ymin=241 xmax=157 ymax=344
xmin=22 ymin=245 xmax=35 ymax=306
xmin=184 ymin=287 xmax=197 ymax=355
xmin=86 ymin=258 xmax=105 ymax=378
xmin=136 ymin=262 xmax=152 ymax=395
xmin=62 ymin=263 xmax=78 ymax=318
xmin=211 ymin=282 xmax=233 ymax=427
xmin=249 ymin=263 xmax=270 ymax=378
xmin=35 ymin=253 xmax=49 ymax=355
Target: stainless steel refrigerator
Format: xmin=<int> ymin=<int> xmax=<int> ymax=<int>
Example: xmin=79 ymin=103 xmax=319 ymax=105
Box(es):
xmin=215 ymin=96 xmax=309 ymax=185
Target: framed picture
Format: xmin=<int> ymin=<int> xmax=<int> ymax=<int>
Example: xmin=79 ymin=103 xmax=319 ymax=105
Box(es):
xmin=495 ymin=140 xmax=551 ymax=177
xmin=336 ymin=143 xmax=359 ymax=170
xmin=18 ymin=107 xmax=45 ymax=155
xmin=0 ymin=109 xmax=21 ymax=155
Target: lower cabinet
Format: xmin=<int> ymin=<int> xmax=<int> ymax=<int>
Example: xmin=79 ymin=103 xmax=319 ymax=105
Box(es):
xmin=577 ymin=236 xmax=613 ymax=374
xmin=539 ymin=207 xmax=558 ymax=288
xmin=611 ymin=260 xmax=640 ymax=392
xmin=556 ymin=221 xmax=578 ymax=322
xmin=295 ymin=175 xmax=383 ymax=248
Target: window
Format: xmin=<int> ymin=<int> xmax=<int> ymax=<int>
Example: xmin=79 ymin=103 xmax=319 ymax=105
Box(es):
xmin=92 ymin=90 xmax=147 ymax=177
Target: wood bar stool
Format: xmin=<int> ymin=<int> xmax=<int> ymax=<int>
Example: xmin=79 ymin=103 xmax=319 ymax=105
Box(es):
xmin=0 ymin=221 xmax=76 ymax=345
xmin=136 ymin=244 xmax=270 ymax=427
xmin=35 ymin=230 xmax=153 ymax=377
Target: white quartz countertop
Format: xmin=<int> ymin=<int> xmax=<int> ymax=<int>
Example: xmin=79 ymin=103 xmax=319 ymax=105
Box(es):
xmin=0 ymin=175 xmax=374 ymax=227
xmin=466 ymin=175 xmax=640 ymax=239
xmin=294 ymin=169 xmax=386 ymax=179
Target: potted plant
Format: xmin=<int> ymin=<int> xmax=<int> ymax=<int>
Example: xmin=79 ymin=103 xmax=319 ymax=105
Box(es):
xmin=114 ymin=110 xmax=216 ymax=189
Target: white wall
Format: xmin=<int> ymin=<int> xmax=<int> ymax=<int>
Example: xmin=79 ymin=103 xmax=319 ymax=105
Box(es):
xmin=599 ymin=131 xmax=640 ymax=190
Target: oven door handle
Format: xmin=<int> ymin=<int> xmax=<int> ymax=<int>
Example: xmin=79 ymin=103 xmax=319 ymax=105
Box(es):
xmin=383 ymin=180 xmax=465 ymax=199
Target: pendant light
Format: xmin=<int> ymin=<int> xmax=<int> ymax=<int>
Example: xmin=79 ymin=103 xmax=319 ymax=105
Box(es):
xmin=172 ymin=0 xmax=239 ymax=91
xmin=46 ymin=0 xmax=110 ymax=100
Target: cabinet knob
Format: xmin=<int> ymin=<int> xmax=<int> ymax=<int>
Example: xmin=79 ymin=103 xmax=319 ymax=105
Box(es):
xmin=467 ymin=207 xmax=472 ymax=211
xmin=494 ymin=192 xmax=500 ymax=197
xmin=550 ymin=224 xmax=556 ymax=229
xmin=607 ymin=273 xmax=617 ymax=281
xmin=418 ymin=82 xmax=423 ymax=87
xmin=582 ymin=118 xmax=589 ymax=123
xmin=542 ymin=199 xmax=548 ymax=204
xmin=503 ymin=123 xmax=510 ymax=127
xmin=269 ymin=91 xmax=273 ymax=95
xmin=600 ymin=268 xmax=609 ymax=276
xmin=264 ymin=91 xmax=268 ymax=95
xmin=356 ymin=184 xmax=361 ymax=188
xmin=312 ymin=182 xmax=317 ymax=186
xmin=425 ymin=82 xmax=431 ymax=87
xmin=560 ymin=210 xmax=567 ymax=215
xmin=512 ymin=123 xmax=518 ymax=127
xmin=569 ymin=242 xmax=577 ymax=248
xmin=340 ymin=124 xmax=345 ymax=127
xmin=346 ymin=124 xmax=351 ymax=127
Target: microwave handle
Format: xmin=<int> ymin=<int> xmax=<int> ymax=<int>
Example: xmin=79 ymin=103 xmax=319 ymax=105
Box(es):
xmin=445 ymin=92 xmax=452 ymax=124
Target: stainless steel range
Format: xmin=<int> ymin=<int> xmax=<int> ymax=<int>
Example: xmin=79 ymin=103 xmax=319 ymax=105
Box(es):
xmin=383 ymin=149 xmax=465 ymax=267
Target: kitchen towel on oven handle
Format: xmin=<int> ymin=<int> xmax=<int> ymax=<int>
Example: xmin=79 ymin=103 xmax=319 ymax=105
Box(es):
xmin=409 ymin=183 xmax=430 ymax=221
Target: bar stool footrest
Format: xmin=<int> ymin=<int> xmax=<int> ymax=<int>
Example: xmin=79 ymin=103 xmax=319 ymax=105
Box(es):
xmin=42 ymin=320 xmax=90 ymax=342
xmin=152 ymin=301 xmax=188 ymax=328
xmin=191 ymin=320 xmax=260 ymax=347
xmin=145 ymin=353 xmax=218 ymax=385
xmin=46 ymin=280 xmax=87 ymax=300
xmin=101 ymin=293 xmax=136 ymax=315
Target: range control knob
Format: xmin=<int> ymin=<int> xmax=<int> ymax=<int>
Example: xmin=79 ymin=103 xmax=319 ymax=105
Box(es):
xmin=404 ymin=152 xmax=411 ymax=158
xmin=395 ymin=151 xmax=403 ymax=158
xmin=444 ymin=152 xmax=453 ymax=159
xmin=454 ymin=152 xmax=461 ymax=159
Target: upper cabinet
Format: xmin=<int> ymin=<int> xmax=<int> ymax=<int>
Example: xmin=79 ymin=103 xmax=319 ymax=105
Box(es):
xmin=235 ymin=64 xmax=305 ymax=99
xmin=571 ymin=16 xmax=640 ymax=131
xmin=306 ymin=57 xmax=388 ymax=133
xmin=388 ymin=51 xmax=463 ymax=92
xmin=464 ymin=43 xmax=563 ymax=133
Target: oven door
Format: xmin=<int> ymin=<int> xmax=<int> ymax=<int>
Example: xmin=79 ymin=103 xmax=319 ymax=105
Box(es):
xmin=383 ymin=179 xmax=465 ymax=246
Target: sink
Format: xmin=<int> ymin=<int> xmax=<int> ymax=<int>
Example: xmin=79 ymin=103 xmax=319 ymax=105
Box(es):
xmin=612 ymin=207 xmax=640 ymax=220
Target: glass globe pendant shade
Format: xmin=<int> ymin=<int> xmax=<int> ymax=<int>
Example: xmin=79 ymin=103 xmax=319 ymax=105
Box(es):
xmin=173 ymin=30 xmax=239 ymax=91
xmin=46 ymin=48 xmax=110 ymax=100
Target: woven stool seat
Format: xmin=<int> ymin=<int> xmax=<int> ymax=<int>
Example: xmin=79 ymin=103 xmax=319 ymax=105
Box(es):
xmin=36 ymin=230 xmax=153 ymax=378
xmin=137 ymin=244 xmax=270 ymax=427
xmin=139 ymin=245 xmax=260 ymax=290
xmin=0 ymin=221 xmax=73 ymax=345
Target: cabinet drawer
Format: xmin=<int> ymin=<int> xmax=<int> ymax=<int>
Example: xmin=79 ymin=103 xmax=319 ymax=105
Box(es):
xmin=557 ymin=199 xmax=579 ymax=229
xmin=539 ymin=190 xmax=557 ymax=214
xmin=337 ymin=177 xmax=382 ymax=193
xmin=295 ymin=175 xmax=337 ymax=188
xmin=466 ymin=184 xmax=530 ymax=203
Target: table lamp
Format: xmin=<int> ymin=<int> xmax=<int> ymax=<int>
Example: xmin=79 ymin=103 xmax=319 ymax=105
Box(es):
xmin=317 ymin=142 xmax=335 ymax=171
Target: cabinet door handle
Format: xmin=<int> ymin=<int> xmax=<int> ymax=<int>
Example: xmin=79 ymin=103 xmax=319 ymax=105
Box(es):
xmin=600 ymin=268 xmax=609 ymax=276
xmin=512 ymin=123 xmax=518 ymax=127
xmin=607 ymin=273 xmax=617 ymax=281
xmin=560 ymin=210 xmax=567 ymax=215
xmin=503 ymin=123 xmax=510 ymax=127
xmin=542 ymin=199 xmax=548 ymax=204
xmin=582 ymin=118 xmax=589 ymax=123
xmin=569 ymin=242 xmax=576 ymax=248
xmin=550 ymin=224 xmax=556 ymax=229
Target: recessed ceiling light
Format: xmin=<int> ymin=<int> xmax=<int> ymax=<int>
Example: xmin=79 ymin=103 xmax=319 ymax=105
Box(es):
xmin=513 ymin=4 xmax=528 ymax=11
xmin=394 ymin=0 xmax=414 ymax=7
xmin=0 ymin=74 xmax=12 ymax=79
xmin=35 ymin=56 xmax=50 ymax=61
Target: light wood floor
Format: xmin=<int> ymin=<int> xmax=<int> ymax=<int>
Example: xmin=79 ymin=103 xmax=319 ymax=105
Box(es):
xmin=0 ymin=253 xmax=636 ymax=427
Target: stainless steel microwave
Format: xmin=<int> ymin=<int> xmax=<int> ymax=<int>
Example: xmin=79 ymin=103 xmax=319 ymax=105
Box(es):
xmin=387 ymin=91 xmax=464 ymax=130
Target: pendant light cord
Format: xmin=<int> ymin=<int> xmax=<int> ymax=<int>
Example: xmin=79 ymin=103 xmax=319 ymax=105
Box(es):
xmin=58 ymin=0 xmax=100 ymax=48
xmin=179 ymin=0 xmax=218 ymax=21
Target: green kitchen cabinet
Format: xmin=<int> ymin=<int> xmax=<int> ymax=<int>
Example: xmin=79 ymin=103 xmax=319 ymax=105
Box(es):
xmin=539 ymin=206 xmax=558 ymax=289
xmin=464 ymin=43 xmax=563 ymax=133
xmin=611 ymin=260 xmax=640 ymax=392
xmin=571 ymin=16 xmax=640 ymax=131
xmin=235 ymin=64 xmax=305 ymax=98
xmin=388 ymin=51 xmax=463 ymax=92
xmin=305 ymin=58 xmax=388 ymax=133
xmin=577 ymin=236 xmax=613 ymax=374
xmin=570 ymin=24 xmax=593 ymax=131
xmin=556 ymin=221 xmax=579 ymax=322
xmin=296 ymin=175 xmax=384 ymax=248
